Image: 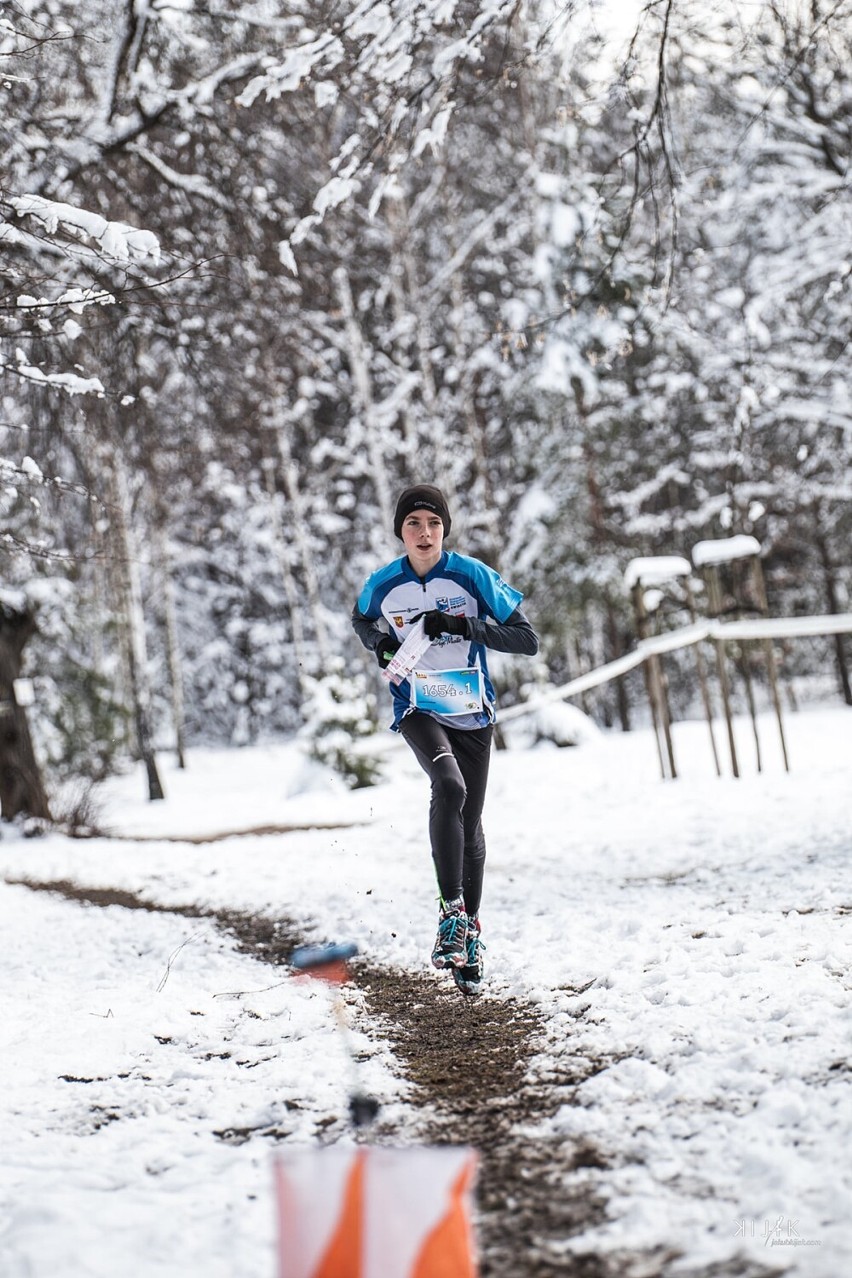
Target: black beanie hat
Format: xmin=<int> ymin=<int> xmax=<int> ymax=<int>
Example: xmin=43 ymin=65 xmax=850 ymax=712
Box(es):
xmin=393 ymin=484 xmax=452 ymax=540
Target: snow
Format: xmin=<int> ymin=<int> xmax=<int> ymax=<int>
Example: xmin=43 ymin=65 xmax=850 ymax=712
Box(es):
xmin=10 ymin=195 xmax=160 ymax=262
xmin=411 ymin=105 xmax=453 ymax=158
xmin=505 ymin=700 xmax=601 ymax=748
xmin=704 ymin=613 xmax=852 ymax=641
xmin=312 ymin=175 xmax=360 ymax=218
xmin=12 ymin=677 xmax=35 ymax=707
xmin=0 ymin=586 xmax=28 ymax=611
xmin=237 ymin=37 xmax=344 ymax=106
xmin=2 ymin=703 xmax=851 ymax=1276
xmin=624 ymin=556 xmax=692 ymax=589
xmin=13 ymin=349 xmax=105 ymax=397
xmin=692 ymin=535 xmax=762 ymax=567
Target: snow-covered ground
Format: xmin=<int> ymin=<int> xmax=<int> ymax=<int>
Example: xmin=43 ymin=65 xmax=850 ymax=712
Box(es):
xmin=1 ymin=701 xmax=850 ymax=1277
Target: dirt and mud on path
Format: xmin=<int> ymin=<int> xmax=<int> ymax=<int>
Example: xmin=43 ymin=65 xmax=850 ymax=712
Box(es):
xmin=353 ymin=960 xmax=625 ymax=1278
xmin=8 ymin=876 xmax=779 ymax=1278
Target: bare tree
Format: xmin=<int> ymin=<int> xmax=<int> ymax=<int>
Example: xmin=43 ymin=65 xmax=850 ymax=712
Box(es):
xmin=0 ymin=597 xmax=51 ymax=820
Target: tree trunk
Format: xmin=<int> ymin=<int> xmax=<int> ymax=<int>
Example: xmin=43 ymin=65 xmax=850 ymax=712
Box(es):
xmin=0 ymin=600 xmax=51 ymax=821
xmin=110 ymin=450 xmax=165 ymax=801
xmin=334 ymin=266 xmax=396 ymax=548
xmin=386 ymin=196 xmax=460 ymax=522
xmin=262 ymin=454 xmax=312 ymax=693
xmin=449 ymin=275 xmax=502 ymax=568
xmin=605 ymin=603 xmax=631 ymax=731
xmin=155 ymin=522 xmax=187 ymax=769
xmin=273 ymin=425 xmax=330 ymax=668
xmin=814 ymin=516 xmax=852 ymax=706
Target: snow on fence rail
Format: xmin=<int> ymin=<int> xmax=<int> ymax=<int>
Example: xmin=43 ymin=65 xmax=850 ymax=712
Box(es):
xmin=500 ymin=613 xmax=852 ymax=723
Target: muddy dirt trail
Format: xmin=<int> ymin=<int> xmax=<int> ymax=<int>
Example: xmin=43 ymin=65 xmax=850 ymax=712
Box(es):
xmin=9 ymin=876 xmax=777 ymax=1278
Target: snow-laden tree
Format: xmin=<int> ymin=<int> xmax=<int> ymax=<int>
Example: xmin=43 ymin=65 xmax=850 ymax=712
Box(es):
xmin=3 ymin=0 xmax=850 ymax=809
xmin=575 ymin=0 xmax=851 ymax=697
xmin=1 ymin=5 xmax=166 ymax=811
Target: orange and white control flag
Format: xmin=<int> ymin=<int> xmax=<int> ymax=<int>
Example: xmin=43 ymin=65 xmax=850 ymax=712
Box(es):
xmin=275 ymin=1146 xmax=478 ymax=1278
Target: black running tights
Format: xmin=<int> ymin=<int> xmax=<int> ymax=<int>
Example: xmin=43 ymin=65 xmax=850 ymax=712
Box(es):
xmin=400 ymin=712 xmax=494 ymax=917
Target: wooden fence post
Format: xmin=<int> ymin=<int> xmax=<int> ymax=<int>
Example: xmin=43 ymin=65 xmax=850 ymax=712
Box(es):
xmin=702 ymin=564 xmax=740 ymax=779
xmin=751 ymin=555 xmax=790 ymax=772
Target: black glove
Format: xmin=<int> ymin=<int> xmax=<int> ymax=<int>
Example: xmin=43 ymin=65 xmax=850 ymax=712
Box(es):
xmin=415 ymin=609 xmax=468 ymax=640
xmin=373 ymin=633 xmax=400 ymax=669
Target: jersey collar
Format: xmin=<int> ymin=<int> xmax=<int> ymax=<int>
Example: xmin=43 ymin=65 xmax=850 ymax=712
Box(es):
xmin=402 ymin=550 xmax=449 ymax=583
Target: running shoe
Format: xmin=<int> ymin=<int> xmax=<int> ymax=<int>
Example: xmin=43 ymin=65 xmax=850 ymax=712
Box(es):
xmin=431 ymin=898 xmax=468 ymax=969
xmin=452 ymin=914 xmax=485 ymax=996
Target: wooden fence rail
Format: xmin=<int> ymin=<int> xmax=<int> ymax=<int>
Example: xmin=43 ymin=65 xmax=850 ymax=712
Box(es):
xmin=500 ymin=612 xmax=852 ymax=735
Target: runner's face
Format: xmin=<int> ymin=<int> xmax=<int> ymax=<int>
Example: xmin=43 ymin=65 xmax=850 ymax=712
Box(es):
xmin=401 ymin=510 xmax=444 ymax=573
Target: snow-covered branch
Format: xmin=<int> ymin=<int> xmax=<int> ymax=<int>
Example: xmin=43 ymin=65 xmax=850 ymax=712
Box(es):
xmin=129 ymin=145 xmax=232 ymax=210
xmin=8 ymin=195 xmax=160 ymax=263
xmin=2 ymin=351 xmax=105 ymax=397
xmin=241 ymin=0 xmax=521 ymax=253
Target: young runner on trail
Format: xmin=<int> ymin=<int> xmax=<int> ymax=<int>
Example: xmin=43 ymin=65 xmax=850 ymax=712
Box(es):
xmin=351 ymin=484 xmax=539 ymax=995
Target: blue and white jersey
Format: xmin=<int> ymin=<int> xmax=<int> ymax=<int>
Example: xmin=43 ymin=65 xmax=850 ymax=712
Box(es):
xmin=356 ymin=551 xmax=524 ymax=729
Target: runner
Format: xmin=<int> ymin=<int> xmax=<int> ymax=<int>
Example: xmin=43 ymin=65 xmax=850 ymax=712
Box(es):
xmin=352 ymin=484 xmax=539 ymax=994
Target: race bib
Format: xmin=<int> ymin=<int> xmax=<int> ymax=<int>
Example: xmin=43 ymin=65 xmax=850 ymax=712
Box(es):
xmin=411 ymin=667 xmax=484 ymax=716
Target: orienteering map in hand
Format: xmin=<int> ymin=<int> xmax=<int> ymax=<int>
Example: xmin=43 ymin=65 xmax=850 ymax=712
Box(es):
xmin=381 ymin=618 xmax=432 ymax=685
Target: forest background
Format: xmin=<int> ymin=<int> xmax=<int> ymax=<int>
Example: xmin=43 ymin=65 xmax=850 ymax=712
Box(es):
xmin=1 ymin=0 xmax=850 ymax=817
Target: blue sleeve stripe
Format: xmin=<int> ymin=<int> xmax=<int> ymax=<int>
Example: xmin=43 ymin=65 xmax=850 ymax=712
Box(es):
xmin=357 ymin=558 xmax=407 ymax=617
xmin=445 ymin=554 xmax=523 ymax=622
